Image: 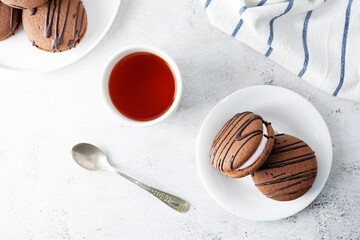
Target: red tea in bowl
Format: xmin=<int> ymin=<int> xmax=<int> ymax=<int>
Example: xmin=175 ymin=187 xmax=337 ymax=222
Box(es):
xmin=108 ymin=52 xmax=176 ymax=121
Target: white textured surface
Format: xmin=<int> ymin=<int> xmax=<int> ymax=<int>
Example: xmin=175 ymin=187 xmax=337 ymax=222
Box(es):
xmin=0 ymin=0 xmax=359 ymax=239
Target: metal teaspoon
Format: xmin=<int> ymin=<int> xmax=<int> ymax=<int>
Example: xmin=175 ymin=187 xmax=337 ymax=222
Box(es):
xmin=71 ymin=143 xmax=189 ymax=213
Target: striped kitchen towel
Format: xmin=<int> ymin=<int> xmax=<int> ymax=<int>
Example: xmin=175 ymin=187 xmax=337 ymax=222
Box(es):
xmin=201 ymin=0 xmax=360 ymax=101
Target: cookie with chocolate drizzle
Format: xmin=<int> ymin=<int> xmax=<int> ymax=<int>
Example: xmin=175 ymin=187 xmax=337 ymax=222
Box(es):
xmin=210 ymin=112 xmax=275 ymax=178
xmin=0 ymin=2 xmax=21 ymax=41
xmin=22 ymin=0 xmax=87 ymax=52
xmin=251 ymin=134 xmax=317 ymax=201
xmin=1 ymin=0 xmax=48 ymax=9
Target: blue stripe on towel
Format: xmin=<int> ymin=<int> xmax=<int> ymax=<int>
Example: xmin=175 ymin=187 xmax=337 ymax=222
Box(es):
xmin=232 ymin=20 xmax=244 ymax=37
xmin=265 ymin=1 xmax=294 ymax=57
xmin=232 ymin=0 xmax=267 ymax=37
xmin=258 ymin=0 xmax=267 ymax=6
xmin=333 ymin=0 xmax=354 ymax=96
xmin=239 ymin=6 xmax=247 ymax=14
xmin=298 ymin=11 xmax=313 ymax=77
xmin=265 ymin=47 xmax=273 ymax=57
xmin=205 ymin=0 xmax=212 ymax=9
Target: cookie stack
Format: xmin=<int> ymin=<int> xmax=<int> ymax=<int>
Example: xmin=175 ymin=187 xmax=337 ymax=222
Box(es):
xmin=0 ymin=0 xmax=87 ymax=52
xmin=210 ymin=111 xmax=318 ymax=201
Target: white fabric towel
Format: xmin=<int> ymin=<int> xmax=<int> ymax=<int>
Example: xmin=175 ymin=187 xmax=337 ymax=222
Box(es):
xmin=201 ymin=0 xmax=360 ymax=101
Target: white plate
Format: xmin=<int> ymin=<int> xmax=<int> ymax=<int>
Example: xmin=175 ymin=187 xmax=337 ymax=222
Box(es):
xmin=0 ymin=0 xmax=121 ymax=73
xmin=196 ymin=85 xmax=332 ymax=221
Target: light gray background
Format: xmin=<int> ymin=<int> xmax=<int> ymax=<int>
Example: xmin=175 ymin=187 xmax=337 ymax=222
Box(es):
xmin=0 ymin=0 xmax=359 ymax=239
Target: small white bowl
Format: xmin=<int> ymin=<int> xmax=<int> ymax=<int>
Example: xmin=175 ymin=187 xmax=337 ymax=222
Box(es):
xmin=101 ymin=45 xmax=183 ymax=126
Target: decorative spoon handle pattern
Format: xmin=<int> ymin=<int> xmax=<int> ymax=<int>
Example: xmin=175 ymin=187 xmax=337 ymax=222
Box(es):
xmin=115 ymin=170 xmax=189 ymax=213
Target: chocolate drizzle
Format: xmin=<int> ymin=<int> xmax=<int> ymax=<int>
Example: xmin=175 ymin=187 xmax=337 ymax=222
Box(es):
xmin=32 ymin=40 xmax=38 ymax=47
xmin=234 ymin=114 xmax=264 ymax=141
xmin=45 ymin=0 xmax=57 ymax=38
xmin=212 ymin=119 xmax=233 ymax=147
xmin=267 ymin=186 xmax=311 ymax=199
xmin=78 ymin=4 xmax=85 ymax=36
xmin=255 ymin=168 xmax=317 ymax=187
xmin=212 ymin=112 xmax=250 ymax=169
xmin=10 ymin=8 xmax=14 ymax=30
xmin=272 ymin=141 xmax=302 ymax=151
xmin=271 ymin=144 xmax=307 ymax=154
xmin=264 ymin=134 xmax=274 ymax=139
xmin=29 ymin=8 xmax=37 ymax=15
xmin=228 ymin=114 xmax=268 ymax=170
xmin=211 ymin=112 xmax=250 ymax=165
xmin=43 ymin=0 xmax=85 ymax=51
xmin=210 ymin=112 xmax=272 ymax=171
xmin=252 ymin=134 xmax=318 ymax=200
xmin=9 ymin=7 xmax=21 ymax=32
xmin=68 ymin=1 xmax=85 ymax=49
xmin=272 ymin=172 xmax=286 ymax=179
xmin=261 ymin=152 xmax=315 ymax=170
xmin=51 ymin=0 xmax=71 ymax=52
xmin=229 ymin=130 xmax=263 ymax=170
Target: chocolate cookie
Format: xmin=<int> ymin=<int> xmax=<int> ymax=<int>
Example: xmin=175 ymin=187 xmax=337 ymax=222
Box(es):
xmin=22 ymin=0 xmax=87 ymax=52
xmin=210 ymin=112 xmax=275 ymax=178
xmin=0 ymin=2 xmax=21 ymax=41
xmin=251 ymin=134 xmax=318 ymax=201
xmin=1 ymin=0 xmax=48 ymax=9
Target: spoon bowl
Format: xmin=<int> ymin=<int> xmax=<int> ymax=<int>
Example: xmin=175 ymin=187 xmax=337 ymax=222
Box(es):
xmin=72 ymin=143 xmax=113 ymax=171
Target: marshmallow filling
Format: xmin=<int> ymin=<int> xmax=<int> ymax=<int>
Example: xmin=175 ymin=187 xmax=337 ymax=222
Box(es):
xmin=236 ymin=123 xmax=268 ymax=170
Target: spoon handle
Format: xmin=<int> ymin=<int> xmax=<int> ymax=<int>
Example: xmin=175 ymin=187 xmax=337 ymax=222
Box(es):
xmin=115 ymin=170 xmax=189 ymax=213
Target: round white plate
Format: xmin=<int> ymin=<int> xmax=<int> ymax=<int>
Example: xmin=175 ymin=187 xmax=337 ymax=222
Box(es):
xmin=196 ymin=85 xmax=332 ymax=221
xmin=0 ymin=0 xmax=121 ymax=73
